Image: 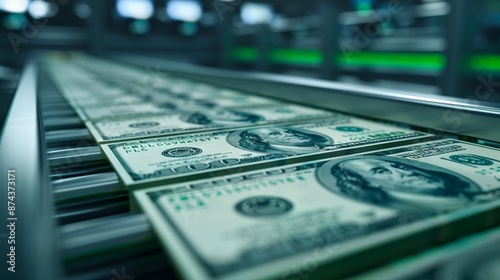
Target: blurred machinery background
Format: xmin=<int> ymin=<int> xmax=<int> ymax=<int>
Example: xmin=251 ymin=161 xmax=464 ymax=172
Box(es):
xmin=0 ymin=0 xmax=499 ymax=99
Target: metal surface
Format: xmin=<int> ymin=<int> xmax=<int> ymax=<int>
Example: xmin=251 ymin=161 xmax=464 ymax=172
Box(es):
xmin=45 ymin=129 xmax=91 ymax=145
xmin=48 ymin=146 xmax=103 ymax=166
xmin=52 ymin=172 xmax=119 ymax=201
xmin=0 ymin=63 xmax=61 ymax=280
xmin=43 ymin=117 xmax=83 ymax=131
xmin=61 ymin=213 xmax=151 ymax=258
xmin=109 ymin=53 xmax=500 ymax=142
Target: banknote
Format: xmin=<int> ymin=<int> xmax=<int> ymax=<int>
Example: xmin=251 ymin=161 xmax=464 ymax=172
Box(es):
xmin=75 ymin=102 xmax=183 ymax=121
xmin=44 ymin=63 xmax=127 ymax=104
xmin=69 ymin=76 xmax=271 ymax=106
xmin=86 ymin=104 xmax=338 ymax=143
xmin=74 ymin=93 xmax=282 ymax=121
xmin=149 ymin=90 xmax=282 ymax=108
xmin=70 ymin=57 xmax=198 ymax=95
xmin=102 ymin=118 xmax=431 ymax=188
xmin=68 ymin=95 xmax=146 ymax=107
xmin=81 ymin=66 xmax=211 ymax=97
xmin=61 ymin=88 xmax=137 ymax=108
xmin=46 ymin=59 xmax=282 ymax=112
xmin=134 ymin=139 xmax=500 ymax=280
xmin=47 ymin=55 xmax=280 ymax=104
xmin=352 ymin=226 xmax=500 ymax=280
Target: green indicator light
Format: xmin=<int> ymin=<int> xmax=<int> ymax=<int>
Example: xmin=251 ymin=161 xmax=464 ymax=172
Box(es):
xmin=336 ymin=52 xmax=445 ymax=70
xmin=356 ymin=1 xmax=373 ymax=16
xmin=231 ymin=47 xmax=259 ymax=62
xmin=269 ymin=48 xmax=324 ymax=66
xmin=232 ymin=47 xmax=323 ymax=65
xmin=470 ymin=55 xmax=500 ymax=72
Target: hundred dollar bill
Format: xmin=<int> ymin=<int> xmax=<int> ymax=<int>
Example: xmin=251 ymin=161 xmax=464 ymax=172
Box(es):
xmin=68 ymin=95 xmax=146 ymax=108
xmin=58 ymin=91 xmax=147 ymax=112
xmin=75 ymin=102 xmax=182 ymax=121
xmin=77 ymin=64 xmax=250 ymax=100
xmin=86 ymin=104 xmax=338 ymax=143
xmin=64 ymin=56 xmax=208 ymax=96
xmin=102 ymin=117 xmax=431 ymax=188
xmin=58 ymin=84 xmax=126 ymax=99
xmin=46 ymin=59 xmax=282 ymax=112
xmin=149 ymin=90 xmax=281 ymax=108
xmin=77 ymin=70 xmax=281 ymax=108
xmin=44 ymin=64 xmax=130 ymax=105
xmin=134 ymin=139 xmax=500 ymax=280
xmin=74 ymin=93 xmax=283 ymax=121
xmin=353 ymin=226 xmax=500 ymax=280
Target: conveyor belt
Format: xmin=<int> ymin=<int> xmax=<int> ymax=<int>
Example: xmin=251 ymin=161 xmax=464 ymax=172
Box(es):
xmin=38 ymin=72 xmax=176 ymax=279
xmin=1 ymin=55 xmax=499 ymax=280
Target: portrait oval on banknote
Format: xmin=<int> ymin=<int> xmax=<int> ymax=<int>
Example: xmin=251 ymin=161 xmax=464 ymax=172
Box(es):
xmin=180 ymin=109 xmax=264 ymax=125
xmin=316 ymin=156 xmax=481 ymax=213
xmin=226 ymin=126 xmax=334 ymax=155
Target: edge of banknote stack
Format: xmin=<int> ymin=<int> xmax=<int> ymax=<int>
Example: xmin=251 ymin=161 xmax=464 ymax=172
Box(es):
xmin=41 ymin=53 xmax=500 ymax=280
xmin=134 ymin=139 xmax=500 ymax=280
xmin=100 ymin=117 xmax=434 ymax=190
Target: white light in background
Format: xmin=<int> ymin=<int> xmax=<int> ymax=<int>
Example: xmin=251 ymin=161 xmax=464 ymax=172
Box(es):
xmin=117 ymin=0 xmax=154 ymax=19
xmin=74 ymin=2 xmax=92 ymax=19
xmin=28 ymin=1 xmax=48 ymax=18
xmin=28 ymin=0 xmax=58 ymax=18
xmin=241 ymin=2 xmax=273 ymax=25
xmin=0 ymin=0 xmax=30 ymax=13
xmin=167 ymin=0 xmax=202 ymax=22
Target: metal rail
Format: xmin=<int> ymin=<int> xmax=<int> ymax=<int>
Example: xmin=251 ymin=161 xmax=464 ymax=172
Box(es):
xmin=108 ymin=52 xmax=500 ymax=143
xmin=0 ymin=62 xmax=61 ymax=280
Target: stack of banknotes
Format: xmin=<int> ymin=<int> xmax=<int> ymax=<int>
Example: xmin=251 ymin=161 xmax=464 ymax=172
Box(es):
xmin=46 ymin=56 xmax=338 ymax=142
xmin=352 ymin=226 xmax=500 ymax=280
xmin=45 ymin=54 xmax=500 ymax=279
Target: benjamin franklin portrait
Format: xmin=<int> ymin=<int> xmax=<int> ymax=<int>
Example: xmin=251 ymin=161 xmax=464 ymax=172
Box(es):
xmin=316 ymin=156 xmax=482 ymax=214
xmin=228 ymin=126 xmax=333 ymax=155
xmin=183 ymin=109 xmax=264 ymax=125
